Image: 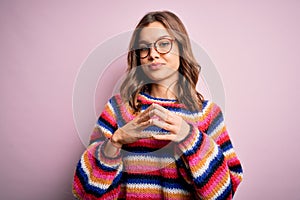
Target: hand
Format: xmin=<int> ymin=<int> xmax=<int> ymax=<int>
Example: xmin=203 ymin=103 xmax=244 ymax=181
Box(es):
xmin=138 ymin=103 xmax=191 ymax=142
xmin=111 ymin=104 xmax=154 ymax=146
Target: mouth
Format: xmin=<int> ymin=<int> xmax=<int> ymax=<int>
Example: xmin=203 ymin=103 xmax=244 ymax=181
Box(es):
xmin=148 ymin=63 xmax=163 ymax=70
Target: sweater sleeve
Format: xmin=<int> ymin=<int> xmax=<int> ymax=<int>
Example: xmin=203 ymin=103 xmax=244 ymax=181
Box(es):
xmin=205 ymin=103 xmax=243 ymax=195
xmin=177 ymin=102 xmax=243 ymax=200
xmin=72 ymin=97 xmax=123 ymax=200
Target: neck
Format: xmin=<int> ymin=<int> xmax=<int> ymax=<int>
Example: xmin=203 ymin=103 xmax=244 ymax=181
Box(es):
xmin=149 ymin=81 xmax=177 ymax=99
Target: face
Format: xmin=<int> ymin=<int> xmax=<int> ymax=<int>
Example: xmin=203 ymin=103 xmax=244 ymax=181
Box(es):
xmin=137 ymin=22 xmax=180 ymax=84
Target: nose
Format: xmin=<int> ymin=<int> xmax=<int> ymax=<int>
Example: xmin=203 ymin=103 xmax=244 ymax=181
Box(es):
xmin=148 ymin=46 xmax=160 ymax=59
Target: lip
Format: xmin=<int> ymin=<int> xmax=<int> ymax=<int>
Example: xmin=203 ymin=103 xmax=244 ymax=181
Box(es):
xmin=148 ymin=62 xmax=163 ymax=70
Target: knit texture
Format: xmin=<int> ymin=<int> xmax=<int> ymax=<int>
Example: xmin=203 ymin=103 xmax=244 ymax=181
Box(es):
xmin=72 ymin=93 xmax=243 ymax=200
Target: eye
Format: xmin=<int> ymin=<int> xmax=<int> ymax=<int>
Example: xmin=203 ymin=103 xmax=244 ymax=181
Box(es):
xmin=158 ymin=41 xmax=171 ymax=48
xmin=140 ymin=47 xmax=149 ymax=51
xmin=139 ymin=47 xmax=149 ymax=53
xmin=138 ymin=44 xmax=149 ymax=51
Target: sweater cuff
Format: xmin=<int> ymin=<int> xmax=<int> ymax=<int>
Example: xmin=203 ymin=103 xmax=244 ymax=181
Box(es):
xmin=97 ymin=140 xmax=122 ymax=170
xmin=177 ymin=124 xmax=202 ymax=156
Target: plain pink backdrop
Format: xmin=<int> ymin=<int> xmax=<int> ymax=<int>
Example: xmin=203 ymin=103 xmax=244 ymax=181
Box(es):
xmin=1 ymin=1 xmax=299 ymax=199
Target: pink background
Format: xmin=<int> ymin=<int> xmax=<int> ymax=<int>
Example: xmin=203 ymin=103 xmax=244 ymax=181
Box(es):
xmin=1 ymin=1 xmax=299 ymax=199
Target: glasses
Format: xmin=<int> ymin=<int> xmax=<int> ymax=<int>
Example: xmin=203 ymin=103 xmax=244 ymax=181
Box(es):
xmin=136 ymin=37 xmax=174 ymax=59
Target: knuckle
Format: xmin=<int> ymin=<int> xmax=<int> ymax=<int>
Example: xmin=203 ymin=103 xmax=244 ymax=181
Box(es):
xmin=149 ymin=119 xmax=153 ymax=125
xmin=164 ymin=123 xmax=170 ymax=129
xmin=166 ymin=115 xmax=171 ymax=121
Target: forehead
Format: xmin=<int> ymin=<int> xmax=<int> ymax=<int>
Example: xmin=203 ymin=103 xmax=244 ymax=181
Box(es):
xmin=139 ymin=22 xmax=171 ymax=42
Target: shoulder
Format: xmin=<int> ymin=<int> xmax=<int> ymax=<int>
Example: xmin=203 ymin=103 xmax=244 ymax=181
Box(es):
xmin=105 ymin=93 xmax=123 ymax=106
xmin=183 ymin=100 xmax=222 ymax=120
xmin=105 ymin=93 xmax=134 ymax=113
xmin=201 ymin=100 xmax=222 ymax=115
xmin=180 ymin=99 xmax=222 ymax=117
xmin=99 ymin=94 xmax=124 ymax=114
xmin=192 ymin=100 xmax=225 ymax=132
xmin=200 ymin=100 xmax=225 ymax=125
xmin=203 ymin=102 xmax=226 ymax=131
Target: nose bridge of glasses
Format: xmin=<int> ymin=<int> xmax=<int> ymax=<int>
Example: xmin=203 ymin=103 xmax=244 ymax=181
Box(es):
xmin=137 ymin=38 xmax=172 ymax=58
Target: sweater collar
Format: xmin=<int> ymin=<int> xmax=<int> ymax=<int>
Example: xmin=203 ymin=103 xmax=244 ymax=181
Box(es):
xmin=138 ymin=92 xmax=178 ymax=105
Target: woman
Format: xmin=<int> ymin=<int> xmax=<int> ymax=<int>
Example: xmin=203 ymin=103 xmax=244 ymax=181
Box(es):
xmin=72 ymin=11 xmax=243 ymax=199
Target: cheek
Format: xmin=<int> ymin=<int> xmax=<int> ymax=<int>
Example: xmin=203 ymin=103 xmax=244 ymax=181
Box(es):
xmin=140 ymin=58 xmax=147 ymax=65
xmin=166 ymin=53 xmax=180 ymax=68
xmin=168 ymin=45 xmax=180 ymax=67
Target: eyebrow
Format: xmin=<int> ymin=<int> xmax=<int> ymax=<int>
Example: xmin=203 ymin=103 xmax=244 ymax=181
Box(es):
xmin=138 ymin=35 xmax=172 ymax=44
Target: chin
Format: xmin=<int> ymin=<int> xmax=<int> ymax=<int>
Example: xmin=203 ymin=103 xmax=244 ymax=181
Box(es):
xmin=146 ymin=72 xmax=179 ymax=84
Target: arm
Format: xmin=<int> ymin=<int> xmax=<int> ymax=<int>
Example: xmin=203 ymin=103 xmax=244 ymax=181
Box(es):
xmin=177 ymin=102 xmax=243 ymax=199
xmin=72 ymin=96 xmax=154 ymax=199
xmin=72 ymin=98 xmax=123 ymax=200
xmin=205 ymin=102 xmax=243 ymax=195
xmin=177 ymin=125 xmax=233 ymax=199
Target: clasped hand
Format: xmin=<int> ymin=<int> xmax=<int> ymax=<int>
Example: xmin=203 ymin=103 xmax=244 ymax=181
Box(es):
xmin=111 ymin=103 xmax=191 ymax=147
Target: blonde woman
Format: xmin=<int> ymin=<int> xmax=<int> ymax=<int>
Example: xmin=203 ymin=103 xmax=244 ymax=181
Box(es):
xmin=72 ymin=10 xmax=243 ymax=200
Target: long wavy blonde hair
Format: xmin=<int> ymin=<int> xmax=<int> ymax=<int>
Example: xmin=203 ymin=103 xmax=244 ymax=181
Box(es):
xmin=120 ymin=10 xmax=204 ymax=112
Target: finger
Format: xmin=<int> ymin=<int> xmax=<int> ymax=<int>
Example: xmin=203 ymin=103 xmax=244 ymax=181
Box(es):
xmin=152 ymin=104 xmax=174 ymax=123
xmin=151 ymin=118 xmax=176 ymax=133
xmin=136 ymin=112 xmax=151 ymax=124
xmin=136 ymin=104 xmax=154 ymax=123
xmin=138 ymin=119 xmax=152 ymax=129
xmin=149 ymin=108 xmax=168 ymax=121
xmin=136 ymin=132 xmax=153 ymax=139
xmin=151 ymin=133 xmax=176 ymax=141
xmin=152 ymin=103 xmax=169 ymax=114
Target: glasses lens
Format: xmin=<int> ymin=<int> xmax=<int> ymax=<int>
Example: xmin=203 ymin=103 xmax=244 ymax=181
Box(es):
xmin=156 ymin=38 xmax=172 ymax=54
xmin=137 ymin=38 xmax=173 ymax=58
xmin=138 ymin=47 xmax=149 ymax=58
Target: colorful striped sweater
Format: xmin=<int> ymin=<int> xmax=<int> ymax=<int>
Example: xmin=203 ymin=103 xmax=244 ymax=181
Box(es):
xmin=72 ymin=93 xmax=243 ymax=200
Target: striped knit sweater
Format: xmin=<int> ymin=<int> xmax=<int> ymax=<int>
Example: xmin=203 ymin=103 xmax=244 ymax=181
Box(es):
xmin=72 ymin=93 xmax=243 ymax=200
